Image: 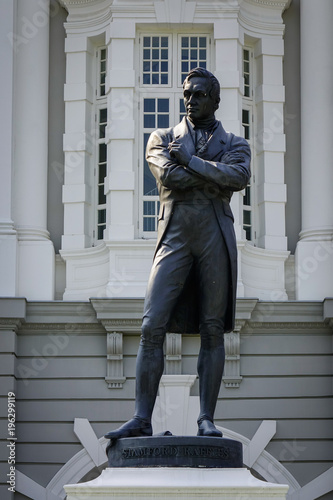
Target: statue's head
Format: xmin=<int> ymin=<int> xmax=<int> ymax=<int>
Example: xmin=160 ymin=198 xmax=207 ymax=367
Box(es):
xmin=182 ymin=68 xmax=220 ymax=123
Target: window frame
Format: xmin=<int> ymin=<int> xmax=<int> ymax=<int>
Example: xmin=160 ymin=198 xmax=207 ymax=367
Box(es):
xmin=136 ymin=30 xmax=212 ymax=239
xmin=93 ymin=46 xmax=108 ymax=245
xmin=242 ymin=46 xmax=256 ymax=244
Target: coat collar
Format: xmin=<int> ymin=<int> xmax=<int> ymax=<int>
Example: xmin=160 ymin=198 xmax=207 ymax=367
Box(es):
xmin=173 ymin=117 xmax=228 ymax=160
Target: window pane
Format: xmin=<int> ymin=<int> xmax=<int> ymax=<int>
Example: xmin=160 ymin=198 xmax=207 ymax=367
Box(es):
xmin=143 ymin=37 xmax=150 ymax=47
xmin=98 ymin=185 xmax=106 ymax=205
xmin=152 ymin=73 xmax=159 ymax=84
xmin=144 ymin=99 xmax=155 ymax=112
xmin=144 ymin=200 xmax=156 ymax=216
xmin=244 ymin=226 xmax=251 ymax=241
xmin=98 ymin=209 xmax=106 ymax=224
xmin=99 ymin=144 xmax=107 ymax=163
xmin=182 ymin=37 xmax=189 ymax=48
xmin=98 ymin=224 xmax=105 ymax=240
xmin=144 ymin=114 xmax=155 ymax=128
xmin=99 ymin=163 xmax=106 ymax=183
xmin=244 ymin=185 xmax=251 ymax=205
xmin=161 ymin=37 xmax=168 ymax=47
xmin=199 ymin=37 xmax=206 ymax=47
xmin=161 ymin=49 xmax=168 ymax=60
xmin=158 ymin=114 xmax=169 ymax=128
xmin=99 ymin=108 xmax=107 ymax=122
xmin=190 ymin=37 xmax=198 ymax=47
xmin=143 ymin=74 xmax=150 ymax=84
xmin=144 ymin=134 xmax=158 ymax=195
xmin=143 ymin=49 xmax=150 ymax=59
xmin=144 ymin=217 xmax=155 ymax=232
xmin=161 ymin=74 xmax=168 ymax=84
xmin=152 ymin=61 xmax=159 ymax=72
xmin=158 ymin=99 xmax=169 ymax=112
xmin=243 ymin=210 xmax=251 ymax=225
xmin=152 ymin=36 xmax=159 ymax=47
xmin=182 ymin=61 xmax=188 ymax=72
xmin=179 ymin=98 xmax=186 ymax=120
xmin=143 ymin=61 xmax=151 ymax=72
xmin=152 ymin=49 xmax=159 ymax=59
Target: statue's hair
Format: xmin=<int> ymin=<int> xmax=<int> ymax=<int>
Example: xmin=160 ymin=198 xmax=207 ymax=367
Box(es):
xmin=183 ymin=67 xmax=220 ymax=106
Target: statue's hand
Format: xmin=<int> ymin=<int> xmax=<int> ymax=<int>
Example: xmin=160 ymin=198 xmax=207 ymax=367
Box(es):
xmin=168 ymin=140 xmax=192 ymax=167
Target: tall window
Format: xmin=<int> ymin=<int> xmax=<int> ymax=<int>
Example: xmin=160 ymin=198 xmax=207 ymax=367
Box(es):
xmin=242 ymin=48 xmax=254 ymax=242
xmin=95 ymin=47 xmax=107 ymax=242
xmin=138 ymin=32 xmax=210 ymax=237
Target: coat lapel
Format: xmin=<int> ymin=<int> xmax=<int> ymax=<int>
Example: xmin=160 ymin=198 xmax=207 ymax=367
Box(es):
xmin=173 ymin=117 xmax=196 ymax=157
xmin=198 ymin=122 xmax=228 ymax=161
xmin=173 ymin=118 xmax=229 ymax=161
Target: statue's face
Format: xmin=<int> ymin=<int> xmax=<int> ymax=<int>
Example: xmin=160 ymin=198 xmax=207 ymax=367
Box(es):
xmin=183 ymin=76 xmax=216 ymax=123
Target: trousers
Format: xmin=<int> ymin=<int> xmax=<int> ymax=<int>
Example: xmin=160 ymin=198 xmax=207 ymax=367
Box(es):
xmin=135 ymin=202 xmax=230 ymax=424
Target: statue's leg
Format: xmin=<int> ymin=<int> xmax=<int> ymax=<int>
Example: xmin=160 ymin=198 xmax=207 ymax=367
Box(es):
xmin=197 ymin=328 xmax=225 ymax=436
xmin=105 ymin=212 xmax=193 ymax=440
xmin=193 ymin=208 xmax=230 ymax=437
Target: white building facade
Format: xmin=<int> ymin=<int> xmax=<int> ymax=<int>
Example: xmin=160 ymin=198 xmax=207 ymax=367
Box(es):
xmin=0 ymin=1 xmax=332 ymax=499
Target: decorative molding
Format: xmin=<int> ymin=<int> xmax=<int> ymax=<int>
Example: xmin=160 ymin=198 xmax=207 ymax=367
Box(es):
xmin=165 ymin=333 xmax=182 ymax=375
xmin=105 ymin=332 xmax=126 ymax=388
xmin=21 ymin=323 xmax=104 ymax=332
xmin=154 ymin=0 xmax=196 ymax=24
xmin=223 ymin=329 xmax=243 ymax=388
xmin=0 ymin=318 xmax=23 ymax=331
xmin=247 ymin=321 xmax=329 ymax=331
xmin=99 ymin=318 xmax=142 ymax=333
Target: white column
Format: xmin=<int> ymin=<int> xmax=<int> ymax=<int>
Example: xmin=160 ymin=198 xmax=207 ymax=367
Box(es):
xmin=254 ymin=37 xmax=287 ymax=251
xmin=0 ymin=1 xmax=17 ymax=296
xmin=61 ymin=36 xmax=95 ymax=250
xmin=214 ymin=18 xmax=246 ymax=297
xmin=104 ymin=21 xmax=136 ymax=242
xmin=104 ymin=22 xmax=136 ymax=297
xmin=295 ymin=0 xmax=333 ymax=300
xmin=13 ymin=0 xmax=55 ymax=299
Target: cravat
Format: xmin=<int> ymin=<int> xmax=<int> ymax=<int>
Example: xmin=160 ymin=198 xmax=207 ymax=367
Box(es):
xmin=196 ymin=129 xmax=208 ymax=155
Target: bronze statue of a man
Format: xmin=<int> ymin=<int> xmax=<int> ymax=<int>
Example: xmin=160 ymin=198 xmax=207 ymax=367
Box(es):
xmin=105 ymin=67 xmax=251 ymax=440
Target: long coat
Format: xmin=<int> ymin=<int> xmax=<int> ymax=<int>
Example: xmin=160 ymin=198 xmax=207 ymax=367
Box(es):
xmin=146 ymin=117 xmax=251 ymax=334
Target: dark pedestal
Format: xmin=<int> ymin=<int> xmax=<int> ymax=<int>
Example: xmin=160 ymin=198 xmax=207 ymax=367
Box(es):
xmin=107 ymin=436 xmax=243 ymax=468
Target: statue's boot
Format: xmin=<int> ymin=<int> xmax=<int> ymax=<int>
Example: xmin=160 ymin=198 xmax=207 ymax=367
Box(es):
xmin=197 ymin=417 xmax=222 ymax=437
xmin=197 ymin=333 xmax=225 ymax=437
xmin=104 ymin=417 xmax=152 ymax=440
xmin=104 ymin=338 xmax=164 ymax=440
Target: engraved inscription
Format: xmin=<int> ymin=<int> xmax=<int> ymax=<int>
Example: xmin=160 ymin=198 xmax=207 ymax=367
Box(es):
xmin=121 ymin=445 xmax=230 ymax=460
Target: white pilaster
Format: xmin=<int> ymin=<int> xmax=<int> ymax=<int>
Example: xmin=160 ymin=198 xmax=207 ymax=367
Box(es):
xmin=214 ymin=18 xmax=246 ymax=296
xmin=104 ymin=21 xmax=136 ymax=242
xmin=13 ymin=0 xmax=55 ymax=300
xmin=295 ymin=0 xmax=333 ymax=300
xmin=254 ymin=36 xmax=287 ymax=252
xmin=61 ymin=36 xmax=95 ymax=250
xmin=0 ymin=1 xmax=17 ymax=296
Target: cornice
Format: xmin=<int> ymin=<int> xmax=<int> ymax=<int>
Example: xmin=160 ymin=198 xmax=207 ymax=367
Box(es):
xmin=238 ymin=0 xmax=290 ymax=36
xmin=246 ymin=321 xmax=329 ymax=331
xmin=251 ymin=0 xmax=291 ymax=8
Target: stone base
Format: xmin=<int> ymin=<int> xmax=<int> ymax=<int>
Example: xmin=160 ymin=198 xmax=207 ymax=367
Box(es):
xmin=64 ymin=467 xmax=289 ymax=499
